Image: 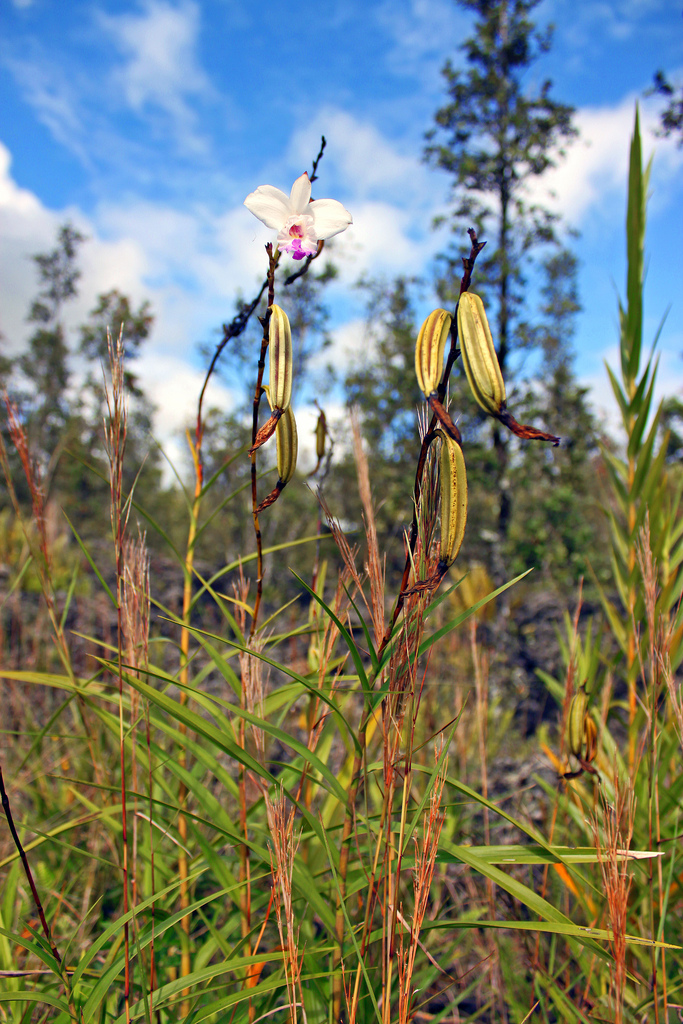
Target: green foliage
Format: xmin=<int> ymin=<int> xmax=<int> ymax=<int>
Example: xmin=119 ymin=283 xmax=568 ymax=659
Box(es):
xmin=596 ymin=107 xmax=683 ymax=691
xmin=507 ymin=363 xmax=607 ymax=589
xmin=3 ymin=217 xmax=667 ymax=1023
xmin=1 ymin=524 xmax=651 ymax=1022
xmin=648 ymin=70 xmax=683 ymax=146
xmin=340 ymin=277 xmax=428 ymax=568
xmin=536 ymin=107 xmax=683 ymax=1023
xmin=344 ymin=277 xmax=422 ymax=463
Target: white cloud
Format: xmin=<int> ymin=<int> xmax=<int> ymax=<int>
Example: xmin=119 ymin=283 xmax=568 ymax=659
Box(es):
xmin=529 ymin=94 xmax=683 ymax=227
xmin=94 ymin=197 xmax=270 ymax=356
xmin=4 ymin=56 xmax=92 ymax=166
xmin=135 ymin=351 xmax=235 ymax=475
xmin=310 ymin=318 xmax=368 ymax=375
xmin=0 ymin=143 xmax=153 ymax=357
xmin=100 ymin=0 xmax=213 ymax=152
xmin=333 ymin=202 xmax=429 ymax=277
xmin=0 ymin=142 xmax=72 ymax=353
xmin=286 ymin=97 xmax=675 ymax=291
xmin=288 ymin=109 xmax=428 ymax=203
xmin=0 ymin=141 xmax=252 ymax=471
xmin=4 ymin=1 xmax=222 ymax=177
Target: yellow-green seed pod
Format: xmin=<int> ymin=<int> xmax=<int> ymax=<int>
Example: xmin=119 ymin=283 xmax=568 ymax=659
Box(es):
xmin=269 ymin=304 xmax=293 ymax=411
xmin=584 ymin=716 xmax=598 ymax=764
xmin=567 ymin=683 xmax=589 ymax=759
xmin=415 ymin=309 xmax=452 ymax=397
xmin=437 ymin=429 xmax=468 ymax=567
xmin=315 ymin=408 xmax=327 ymax=460
xmin=457 ymin=292 xmax=505 ymax=416
xmin=276 ymin=406 xmax=298 ymax=485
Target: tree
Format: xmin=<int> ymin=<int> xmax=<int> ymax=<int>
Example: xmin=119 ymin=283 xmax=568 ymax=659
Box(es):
xmin=425 ymin=0 xmax=577 ymax=543
xmin=341 ymin=278 xmax=424 ymax=569
xmin=507 ymin=251 xmax=608 ymax=587
xmin=4 ymin=224 xmax=163 ymax=543
xmin=78 ymin=289 xmax=156 ymax=473
xmin=529 ymin=248 xmax=580 ymax=374
xmin=648 ymin=71 xmax=683 ymax=146
xmin=80 ymin=289 xmax=153 ymax=398
xmin=19 ymin=223 xmax=85 ymax=463
xmin=0 ymin=335 xmax=13 ymax=393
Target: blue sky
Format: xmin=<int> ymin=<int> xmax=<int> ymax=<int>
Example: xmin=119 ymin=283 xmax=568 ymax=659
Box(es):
xmin=1 ymin=0 xmax=682 ymax=468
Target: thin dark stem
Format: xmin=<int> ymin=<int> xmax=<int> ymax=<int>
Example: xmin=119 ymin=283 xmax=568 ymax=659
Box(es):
xmin=0 ymin=767 xmax=82 ymax=1022
xmin=459 ymin=228 xmax=487 ymax=296
xmin=309 ymin=135 xmax=327 ymax=183
xmin=443 ymin=228 xmax=487 ymax=388
xmin=0 ymin=767 xmax=61 ymax=965
xmin=196 ymin=278 xmax=270 ymax=447
xmin=241 ymin=243 xmax=281 ymax=1022
xmin=249 ymin=245 xmax=278 ymax=638
xmin=103 ymin=333 xmax=132 ymax=1022
xmin=116 ymin=546 xmax=132 ymax=1024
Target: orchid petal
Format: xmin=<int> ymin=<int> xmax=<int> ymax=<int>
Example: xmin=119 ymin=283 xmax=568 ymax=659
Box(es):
xmin=289 ymin=172 xmax=311 ymax=213
xmin=243 ymin=185 xmax=291 ymax=230
xmin=309 ymin=198 xmax=353 ymax=240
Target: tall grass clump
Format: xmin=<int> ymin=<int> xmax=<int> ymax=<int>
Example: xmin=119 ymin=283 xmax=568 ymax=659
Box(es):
xmin=536 ymin=108 xmax=683 ymax=1022
xmin=0 ymin=115 xmax=677 ymax=1024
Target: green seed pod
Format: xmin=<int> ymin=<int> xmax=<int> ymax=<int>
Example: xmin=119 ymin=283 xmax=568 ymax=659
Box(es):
xmin=567 ymin=683 xmax=589 ymax=759
xmin=276 ymin=406 xmax=298 ymax=485
xmin=269 ymin=304 xmax=293 ymax=411
xmin=457 ymin=292 xmax=505 ymax=416
xmin=437 ymin=429 xmax=468 ymax=567
xmin=315 ymin=408 xmax=327 ymax=460
xmin=415 ymin=309 xmax=452 ymax=397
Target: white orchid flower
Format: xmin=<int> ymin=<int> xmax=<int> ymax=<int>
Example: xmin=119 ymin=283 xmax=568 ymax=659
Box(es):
xmin=244 ymin=172 xmax=352 ymax=260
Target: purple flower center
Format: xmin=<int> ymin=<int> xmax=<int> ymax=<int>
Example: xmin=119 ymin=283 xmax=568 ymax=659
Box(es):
xmin=277 ymin=214 xmax=318 ymax=259
xmin=289 ymin=240 xmax=307 ymax=260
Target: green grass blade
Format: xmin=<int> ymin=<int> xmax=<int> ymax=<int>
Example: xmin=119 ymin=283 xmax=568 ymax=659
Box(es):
xmin=291 ymin=571 xmax=371 ymax=693
xmin=62 ymin=511 xmax=116 ymax=606
xmin=175 ymin=620 xmax=359 ymax=752
xmin=416 ymin=570 xmax=531 ymax=661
